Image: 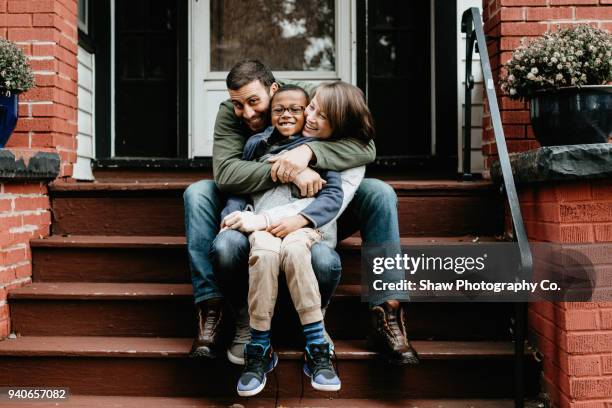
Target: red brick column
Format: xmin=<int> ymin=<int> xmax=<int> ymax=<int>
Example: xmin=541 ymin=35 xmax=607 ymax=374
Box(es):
xmin=1 ymin=0 xmax=78 ymax=178
xmin=0 ymin=0 xmax=78 ymax=337
xmin=518 ymin=179 xmax=612 ymax=407
xmin=481 ymin=0 xmax=612 ymax=171
xmin=0 ymin=181 xmax=50 ymax=336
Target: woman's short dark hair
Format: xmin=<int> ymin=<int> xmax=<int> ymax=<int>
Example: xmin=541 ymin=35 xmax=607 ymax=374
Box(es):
xmin=226 ymin=60 xmax=276 ymax=90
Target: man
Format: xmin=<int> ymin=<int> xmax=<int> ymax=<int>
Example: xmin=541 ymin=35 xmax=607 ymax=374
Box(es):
xmin=184 ymin=59 xmax=418 ymax=365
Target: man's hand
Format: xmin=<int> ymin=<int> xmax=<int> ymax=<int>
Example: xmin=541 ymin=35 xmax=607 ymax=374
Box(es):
xmin=268 ymin=214 xmax=310 ymax=238
xmin=268 ymin=144 xmax=314 ymax=183
xmin=222 ymin=211 xmax=267 ymax=233
xmin=293 ymin=168 xmax=326 ymax=197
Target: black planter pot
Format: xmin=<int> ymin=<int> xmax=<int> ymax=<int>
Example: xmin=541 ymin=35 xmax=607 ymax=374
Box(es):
xmin=529 ymin=85 xmax=612 ymax=146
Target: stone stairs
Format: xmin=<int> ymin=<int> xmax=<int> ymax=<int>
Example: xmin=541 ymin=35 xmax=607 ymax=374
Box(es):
xmin=0 ymin=175 xmax=540 ymax=407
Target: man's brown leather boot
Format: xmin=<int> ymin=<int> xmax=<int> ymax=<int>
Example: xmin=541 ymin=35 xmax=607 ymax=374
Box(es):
xmin=189 ymin=298 xmax=224 ymax=358
xmin=367 ymin=300 xmax=419 ymax=365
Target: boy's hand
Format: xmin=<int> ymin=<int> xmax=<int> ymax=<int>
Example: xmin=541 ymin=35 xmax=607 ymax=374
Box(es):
xmin=223 ymin=211 xmax=267 ymax=233
xmin=268 ymin=214 xmax=310 ymax=238
xmin=293 ymin=168 xmax=326 ymax=197
xmin=268 ymin=144 xmax=314 ymax=183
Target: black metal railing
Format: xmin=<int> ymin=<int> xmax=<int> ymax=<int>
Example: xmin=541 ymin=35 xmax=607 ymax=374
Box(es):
xmin=461 ymin=8 xmax=534 ymax=408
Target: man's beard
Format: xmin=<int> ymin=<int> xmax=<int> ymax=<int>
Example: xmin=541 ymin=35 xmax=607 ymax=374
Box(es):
xmin=246 ymin=111 xmax=270 ymax=132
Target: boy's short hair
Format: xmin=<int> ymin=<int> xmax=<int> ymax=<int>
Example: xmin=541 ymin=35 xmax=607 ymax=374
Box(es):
xmin=271 ymin=84 xmax=310 ymax=104
xmin=226 ymin=60 xmax=276 ymax=90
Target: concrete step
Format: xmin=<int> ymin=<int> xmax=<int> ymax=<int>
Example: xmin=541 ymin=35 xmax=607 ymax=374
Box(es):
xmin=0 ymin=336 xmax=538 ymax=399
xmin=0 ymin=395 xmax=517 ymax=408
xmin=31 ymin=235 xmax=498 ymax=284
xmin=8 ymin=282 xmax=514 ymax=341
xmin=49 ymin=180 xmax=503 ymax=237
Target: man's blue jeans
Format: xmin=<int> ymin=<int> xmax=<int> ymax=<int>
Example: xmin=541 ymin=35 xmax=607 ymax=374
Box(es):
xmin=184 ymin=178 xmax=404 ymax=309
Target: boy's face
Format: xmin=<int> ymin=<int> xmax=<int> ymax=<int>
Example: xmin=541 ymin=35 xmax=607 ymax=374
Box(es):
xmin=270 ymin=90 xmax=308 ymax=137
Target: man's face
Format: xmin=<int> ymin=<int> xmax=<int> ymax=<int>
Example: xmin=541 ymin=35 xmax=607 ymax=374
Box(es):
xmin=228 ymin=80 xmax=278 ymax=132
xmin=270 ymin=90 xmax=308 ymax=137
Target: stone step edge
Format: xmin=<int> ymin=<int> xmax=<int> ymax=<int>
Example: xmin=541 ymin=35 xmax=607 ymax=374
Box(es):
xmin=8 ymin=282 xmax=360 ymax=300
xmin=50 ymin=180 xmax=498 ymax=194
xmin=30 ymin=235 xmax=498 ymax=249
xmin=0 ymin=395 xmax=516 ymax=408
xmin=0 ymin=336 xmax=522 ymax=360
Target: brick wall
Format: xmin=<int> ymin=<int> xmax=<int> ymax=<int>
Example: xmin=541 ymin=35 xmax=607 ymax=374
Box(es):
xmin=0 ymin=181 xmax=50 ymax=336
xmin=481 ymin=0 xmax=612 ymax=171
xmin=488 ymin=0 xmax=612 ymax=396
xmin=1 ymin=0 xmax=78 ymax=178
xmin=517 ymin=179 xmax=612 ymax=407
xmin=517 ymin=180 xmax=612 ymax=243
xmin=0 ymin=0 xmax=78 ymax=337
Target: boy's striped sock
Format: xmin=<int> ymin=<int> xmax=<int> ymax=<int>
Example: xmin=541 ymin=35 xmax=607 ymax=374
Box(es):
xmin=250 ymin=327 xmax=271 ymax=349
xmin=303 ymin=321 xmax=325 ymax=346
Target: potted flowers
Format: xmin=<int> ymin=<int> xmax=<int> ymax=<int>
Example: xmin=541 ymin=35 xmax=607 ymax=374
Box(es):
xmin=0 ymin=38 xmax=34 ymax=148
xmin=500 ymin=25 xmax=612 ymax=146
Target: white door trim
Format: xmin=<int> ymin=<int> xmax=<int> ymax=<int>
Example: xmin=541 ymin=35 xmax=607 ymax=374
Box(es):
xmin=190 ymin=0 xmax=355 ymax=157
xmin=110 ymin=0 xmax=116 ymax=157
xmin=75 ymin=46 xmax=95 ymax=180
xmin=430 ymin=0 xmax=437 ymax=156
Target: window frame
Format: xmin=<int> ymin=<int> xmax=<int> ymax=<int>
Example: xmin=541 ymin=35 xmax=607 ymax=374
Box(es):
xmin=202 ymin=0 xmax=352 ymax=81
xmin=190 ymin=0 xmax=355 ymax=157
xmin=78 ymin=0 xmax=89 ymax=34
xmin=78 ymin=0 xmax=95 ymax=53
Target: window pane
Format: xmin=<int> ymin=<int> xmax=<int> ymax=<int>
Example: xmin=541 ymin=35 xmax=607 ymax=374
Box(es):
xmin=119 ymin=36 xmax=145 ymax=79
xmin=119 ymin=0 xmax=145 ymax=31
xmin=371 ymin=0 xmax=427 ymax=28
xmin=78 ymin=0 xmax=88 ymax=32
xmin=210 ymin=0 xmax=335 ymax=71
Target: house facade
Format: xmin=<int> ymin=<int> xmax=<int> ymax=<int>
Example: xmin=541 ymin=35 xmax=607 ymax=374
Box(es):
xmin=68 ymin=0 xmax=486 ymax=178
xmin=0 ymin=1 xmax=611 ymax=406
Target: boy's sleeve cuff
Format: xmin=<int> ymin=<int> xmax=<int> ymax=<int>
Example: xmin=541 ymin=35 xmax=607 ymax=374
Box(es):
xmin=299 ymin=212 xmax=318 ymax=228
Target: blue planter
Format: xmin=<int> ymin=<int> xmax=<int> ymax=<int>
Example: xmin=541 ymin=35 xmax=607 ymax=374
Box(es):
xmin=0 ymin=92 xmax=18 ymax=148
xmin=530 ymin=85 xmax=612 ymax=146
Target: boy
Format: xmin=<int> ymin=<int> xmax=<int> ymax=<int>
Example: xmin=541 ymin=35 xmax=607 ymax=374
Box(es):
xmin=222 ymin=85 xmax=363 ymax=396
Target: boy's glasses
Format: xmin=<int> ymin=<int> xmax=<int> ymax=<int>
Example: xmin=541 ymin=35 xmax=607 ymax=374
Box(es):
xmin=271 ymin=105 xmax=305 ymax=116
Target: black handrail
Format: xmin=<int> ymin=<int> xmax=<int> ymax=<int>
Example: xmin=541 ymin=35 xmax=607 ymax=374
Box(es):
xmin=461 ymin=8 xmax=534 ymax=408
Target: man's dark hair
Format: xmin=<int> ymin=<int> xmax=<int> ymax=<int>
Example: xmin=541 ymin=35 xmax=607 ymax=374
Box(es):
xmin=271 ymin=84 xmax=310 ymax=104
xmin=226 ymin=59 xmax=276 ymax=90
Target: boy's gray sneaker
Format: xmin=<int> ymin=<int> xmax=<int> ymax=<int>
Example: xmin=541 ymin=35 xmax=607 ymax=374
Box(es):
xmin=227 ymin=307 xmax=250 ymax=365
xmin=303 ymin=342 xmax=341 ymax=392
xmin=237 ymin=343 xmax=278 ymax=397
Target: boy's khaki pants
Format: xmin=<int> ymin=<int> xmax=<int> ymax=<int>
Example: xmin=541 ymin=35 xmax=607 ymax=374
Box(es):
xmin=247 ymin=228 xmax=324 ymax=331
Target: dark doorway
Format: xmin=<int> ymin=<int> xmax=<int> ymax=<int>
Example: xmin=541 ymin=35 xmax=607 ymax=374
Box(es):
xmin=114 ymin=0 xmax=187 ymax=157
xmin=357 ymin=0 xmax=457 ymax=172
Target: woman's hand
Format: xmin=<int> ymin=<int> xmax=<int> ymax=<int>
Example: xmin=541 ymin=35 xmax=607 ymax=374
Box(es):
xmin=267 ymin=214 xmax=309 ymax=238
xmin=222 ymin=211 xmax=267 ymax=233
xmin=268 ymin=144 xmax=314 ymax=183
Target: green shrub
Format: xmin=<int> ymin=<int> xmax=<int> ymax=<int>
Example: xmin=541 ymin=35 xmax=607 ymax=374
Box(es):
xmin=0 ymin=38 xmax=34 ymax=95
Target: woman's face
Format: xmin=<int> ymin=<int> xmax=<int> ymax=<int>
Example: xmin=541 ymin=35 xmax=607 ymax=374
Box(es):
xmin=303 ymin=95 xmax=333 ymax=139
